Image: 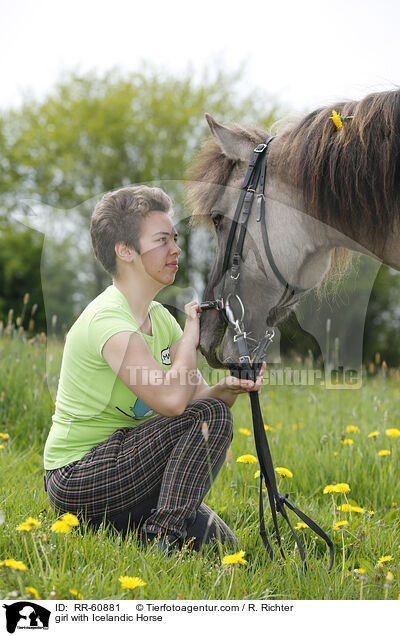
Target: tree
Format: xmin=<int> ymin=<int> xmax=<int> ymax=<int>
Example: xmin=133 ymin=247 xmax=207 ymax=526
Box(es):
xmin=0 ymin=65 xmax=282 ymax=330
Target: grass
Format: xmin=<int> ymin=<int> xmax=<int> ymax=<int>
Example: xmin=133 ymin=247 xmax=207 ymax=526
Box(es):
xmin=1 ymin=334 xmax=400 ymax=601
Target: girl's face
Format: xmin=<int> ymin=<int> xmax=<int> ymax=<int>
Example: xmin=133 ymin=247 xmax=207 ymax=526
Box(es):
xmin=137 ymin=211 xmax=181 ymax=287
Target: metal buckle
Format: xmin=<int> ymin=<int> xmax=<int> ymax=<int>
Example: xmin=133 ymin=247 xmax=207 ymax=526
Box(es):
xmin=225 ymin=293 xmax=245 ymax=325
xmin=254 ymin=143 xmax=268 ymax=153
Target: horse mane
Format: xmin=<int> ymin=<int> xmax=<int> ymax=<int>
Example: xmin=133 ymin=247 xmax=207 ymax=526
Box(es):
xmin=186 ymin=89 xmax=400 ymax=286
xmin=271 ymin=88 xmax=400 ymax=253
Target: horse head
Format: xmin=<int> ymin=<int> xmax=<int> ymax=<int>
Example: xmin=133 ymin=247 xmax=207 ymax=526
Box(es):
xmin=187 ymin=115 xmax=336 ymax=367
xmin=187 ymin=90 xmax=400 ymax=369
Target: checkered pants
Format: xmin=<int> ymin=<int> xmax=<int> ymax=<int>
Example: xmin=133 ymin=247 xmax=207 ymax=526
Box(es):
xmin=45 ymin=398 xmax=238 ymax=548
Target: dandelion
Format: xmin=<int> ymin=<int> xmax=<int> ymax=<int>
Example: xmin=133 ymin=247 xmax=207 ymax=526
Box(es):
xmin=330 ymin=110 xmax=343 ymax=129
xmin=25 ymin=587 xmax=39 ymax=599
xmin=385 ymin=428 xmax=400 ymax=438
xmin=378 ymin=450 xmax=391 ymax=456
xmin=295 ymin=522 xmax=308 ymax=530
xmin=60 ymin=513 xmax=79 ymax=527
xmin=69 ymin=589 xmax=84 ymax=599
xmin=239 ymin=428 xmax=251 ymax=436
xmin=337 ymin=504 xmax=365 ymax=513
xmin=346 ymin=425 xmax=360 ymax=433
xmin=368 ymin=431 xmax=380 ymax=438
xmin=51 ymin=520 xmax=72 ymax=533
xmin=0 ymin=559 xmax=27 ymax=571
xmin=16 ymin=517 xmax=41 ymax=532
xmin=323 ymin=483 xmax=350 ymax=494
xmin=237 ymin=454 xmax=257 ymax=502
xmin=254 ymin=470 xmax=261 ymax=479
xmin=236 ymin=454 xmax=257 ymax=464
xmin=341 ymin=439 xmax=354 ymax=445
xmin=222 ymin=550 xmax=248 ymax=565
xmin=119 ymin=576 xmax=147 ymax=590
xmin=0 ymin=433 xmax=9 ymax=439
xmin=333 ymin=520 xmax=349 ymax=531
xmin=275 ymin=467 xmax=293 ymax=478
xmin=0 ymin=445 xmax=4 ymax=450
xmin=378 ymin=555 xmax=393 ymax=564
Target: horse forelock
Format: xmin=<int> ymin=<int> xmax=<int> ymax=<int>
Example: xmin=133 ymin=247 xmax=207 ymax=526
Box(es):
xmin=185 ymin=123 xmax=267 ymax=226
xmin=271 ymin=88 xmax=400 ymax=254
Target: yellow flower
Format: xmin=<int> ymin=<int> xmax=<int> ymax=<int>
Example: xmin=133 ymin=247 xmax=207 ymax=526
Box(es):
xmin=330 ymin=110 xmax=343 ymax=129
xmin=323 ymin=483 xmax=350 ymax=494
xmin=368 ymin=431 xmax=380 ymax=438
xmin=346 ymin=425 xmax=360 ymax=433
xmin=236 ymin=454 xmax=257 ymax=464
xmin=378 ymin=449 xmax=391 ymax=456
xmin=51 ymin=520 xmax=72 ymax=533
xmin=119 ymin=575 xmax=147 ymax=589
xmin=254 ymin=470 xmax=261 ymax=479
xmin=341 ymin=439 xmax=354 ymax=445
xmin=335 ymin=483 xmax=350 ymax=493
xmin=356 ymin=568 xmax=366 ymax=575
xmin=25 ymin=587 xmax=39 ymax=599
xmin=333 ymin=520 xmax=349 ymax=531
xmin=70 ymin=589 xmax=84 ymax=599
xmin=222 ymin=550 xmax=248 ymax=565
xmin=17 ymin=517 xmax=41 ymax=532
xmin=378 ymin=555 xmax=393 ymax=564
xmin=0 ymin=559 xmax=27 ymax=571
xmin=17 ymin=522 xmax=34 ymax=532
xmin=385 ymin=428 xmax=400 ymax=438
xmin=295 ymin=522 xmax=308 ymax=529
xmin=275 ymin=467 xmax=293 ymax=478
xmin=0 ymin=433 xmax=9 ymax=439
xmin=239 ymin=428 xmax=251 ymax=436
xmin=337 ymin=504 xmax=365 ymax=513
xmin=0 ymin=445 xmax=4 ymax=450
xmin=61 ymin=513 xmax=80 ymax=527
xmin=333 ymin=451 xmax=338 ymax=456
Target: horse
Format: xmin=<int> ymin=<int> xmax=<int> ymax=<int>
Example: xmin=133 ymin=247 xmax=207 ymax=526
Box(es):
xmin=186 ymin=89 xmax=400 ymax=370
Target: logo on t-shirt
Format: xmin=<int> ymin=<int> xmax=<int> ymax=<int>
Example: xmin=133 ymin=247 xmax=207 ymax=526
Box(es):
xmin=129 ymin=398 xmax=154 ymax=419
xmin=161 ymin=346 xmax=171 ymax=365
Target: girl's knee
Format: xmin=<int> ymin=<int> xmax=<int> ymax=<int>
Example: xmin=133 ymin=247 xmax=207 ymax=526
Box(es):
xmin=190 ymin=397 xmax=234 ymax=441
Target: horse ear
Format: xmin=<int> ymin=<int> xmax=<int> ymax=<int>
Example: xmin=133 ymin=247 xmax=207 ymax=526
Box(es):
xmin=205 ymin=113 xmax=254 ymax=161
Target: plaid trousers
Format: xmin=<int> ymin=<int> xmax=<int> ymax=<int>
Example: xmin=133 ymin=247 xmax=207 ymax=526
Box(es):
xmin=45 ymin=397 xmax=238 ymax=547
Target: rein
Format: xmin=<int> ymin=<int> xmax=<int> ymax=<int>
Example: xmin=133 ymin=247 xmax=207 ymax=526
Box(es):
xmin=200 ymin=139 xmax=334 ymax=571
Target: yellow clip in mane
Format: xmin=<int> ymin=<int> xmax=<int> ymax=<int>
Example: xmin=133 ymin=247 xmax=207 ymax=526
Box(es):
xmin=329 ymin=110 xmax=354 ymax=130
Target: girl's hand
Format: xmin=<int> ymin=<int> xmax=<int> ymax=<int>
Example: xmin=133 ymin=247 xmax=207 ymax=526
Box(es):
xmin=183 ymin=300 xmax=202 ymax=348
xmin=213 ymin=362 xmax=267 ymax=407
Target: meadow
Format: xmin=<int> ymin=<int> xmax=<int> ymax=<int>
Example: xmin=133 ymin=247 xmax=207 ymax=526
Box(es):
xmin=1 ymin=333 xmax=399 ymax=601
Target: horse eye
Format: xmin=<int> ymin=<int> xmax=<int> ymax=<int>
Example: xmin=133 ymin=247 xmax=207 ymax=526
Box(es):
xmin=211 ymin=211 xmax=223 ymax=227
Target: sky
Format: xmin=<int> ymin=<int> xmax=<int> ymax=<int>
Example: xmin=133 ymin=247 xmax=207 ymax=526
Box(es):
xmin=1 ymin=0 xmax=399 ymax=115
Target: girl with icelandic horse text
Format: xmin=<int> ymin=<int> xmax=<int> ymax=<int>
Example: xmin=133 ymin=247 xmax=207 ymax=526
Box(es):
xmin=44 ymin=185 xmax=265 ymax=551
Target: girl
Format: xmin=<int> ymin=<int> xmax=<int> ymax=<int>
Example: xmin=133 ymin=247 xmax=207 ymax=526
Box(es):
xmin=44 ymin=185 xmax=264 ymax=551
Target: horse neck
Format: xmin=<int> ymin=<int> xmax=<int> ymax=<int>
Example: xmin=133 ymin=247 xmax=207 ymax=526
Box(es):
xmin=266 ymin=177 xmax=388 ymax=265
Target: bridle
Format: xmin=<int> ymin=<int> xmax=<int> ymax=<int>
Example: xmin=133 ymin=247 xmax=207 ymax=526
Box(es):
xmin=200 ymin=137 xmax=306 ymax=372
xmin=200 ymin=137 xmax=334 ymax=571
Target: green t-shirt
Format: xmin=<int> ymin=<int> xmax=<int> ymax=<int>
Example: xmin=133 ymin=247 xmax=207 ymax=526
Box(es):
xmin=44 ymin=284 xmax=183 ymax=469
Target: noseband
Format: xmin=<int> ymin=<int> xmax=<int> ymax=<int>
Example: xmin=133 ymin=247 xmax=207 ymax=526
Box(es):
xmin=200 ymin=137 xmax=334 ymax=571
xmin=201 ymin=137 xmax=306 ymax=370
